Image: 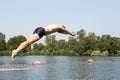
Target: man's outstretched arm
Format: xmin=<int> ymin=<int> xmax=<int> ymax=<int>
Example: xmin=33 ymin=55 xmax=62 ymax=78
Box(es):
xmin=58 ymin=27 xmax=75 ymax=36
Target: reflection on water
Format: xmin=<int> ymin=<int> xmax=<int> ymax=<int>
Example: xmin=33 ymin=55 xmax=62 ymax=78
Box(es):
xmin=0 ymin=56 xmax=120 ymax=80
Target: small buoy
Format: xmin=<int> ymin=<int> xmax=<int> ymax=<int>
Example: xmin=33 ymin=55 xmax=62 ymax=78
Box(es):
xmin=87 ymin=59 xmax=94 ymax=63
xmin=31 ymin=60 xmax=41 ymax=66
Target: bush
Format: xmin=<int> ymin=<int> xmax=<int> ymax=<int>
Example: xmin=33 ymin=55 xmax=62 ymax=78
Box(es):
xmin=0 ymin=50 xmax=11 ymax=56
xmin=101 ymin=51 xmax=109 ymax=56
xmin=91 ymin=50 xmax=101 ymax=56
xmin=116 ymin=50 xmax=120 ymax=56
xmin=82 ymin=50 xmax=92 ymax=56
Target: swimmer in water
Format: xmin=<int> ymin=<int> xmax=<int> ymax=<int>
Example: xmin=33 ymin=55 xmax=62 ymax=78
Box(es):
xmin=11 ymin=24 xmax=75 ymax=61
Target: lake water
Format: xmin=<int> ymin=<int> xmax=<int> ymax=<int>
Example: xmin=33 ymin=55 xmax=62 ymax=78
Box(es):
xmin=0 ymin=56 xmax=120 ymax=80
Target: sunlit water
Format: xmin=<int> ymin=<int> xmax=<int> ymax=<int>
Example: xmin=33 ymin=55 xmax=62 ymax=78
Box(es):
xmin=0 ymin=56 xmax=120 ymax=80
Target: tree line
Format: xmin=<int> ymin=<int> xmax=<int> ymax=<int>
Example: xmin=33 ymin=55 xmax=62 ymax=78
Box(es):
xmin=0 ymin=29 xmax=120 ymax=56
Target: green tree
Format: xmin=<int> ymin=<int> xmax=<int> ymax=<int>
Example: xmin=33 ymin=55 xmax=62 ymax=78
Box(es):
xmin=99 ymin=35 xmax=111 ymax=52
xmin=56 ymin=39 xmax=66 ymax=50
xmin=76 ymin=29 xmax=87 ymax=55
xmin=0 ymin=32 xmax=6 ymax=51
xmin=67 ymin=37 xmax=77 ymax=51
xmin=6 ymin=35 xmax=26 ymax=50
xmin=33 ymin=43 xmax=45 ymax=50
xmin=77 ymin=29 xmax=86 ymax=41
xmin=45 ymin=35 xmax=57 ymax=55
xmin=95 ymin=36 xmax=101 ymax=50
xmin=85 ymin=32 xmax=97 ymax=50
xmin=66 ymin=36 xmax=78 ymax=55
xmin=116 ymin=38 xmax=120 ymax=50
xmin=108 ymin=37 xmax=118 ymax=55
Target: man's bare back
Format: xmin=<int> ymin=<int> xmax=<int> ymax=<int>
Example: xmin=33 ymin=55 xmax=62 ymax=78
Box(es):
xmin=45 ymin=24 xmax=75 ymax=36
xmin=44 ymin=24 xmax=64 ymax=35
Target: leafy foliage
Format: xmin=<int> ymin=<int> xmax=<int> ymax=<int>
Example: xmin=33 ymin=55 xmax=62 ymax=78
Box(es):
xmin=1 ymin=29 xmax=120 ymax=56
xmin=0 ymin=32 xmax=6 ymax=51
xmin=6 ymin=35 xmax=26 ymax=50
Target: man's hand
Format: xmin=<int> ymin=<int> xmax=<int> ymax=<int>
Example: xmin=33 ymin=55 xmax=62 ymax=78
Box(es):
xmin=71 ymin=32 xmax=75 ymax=36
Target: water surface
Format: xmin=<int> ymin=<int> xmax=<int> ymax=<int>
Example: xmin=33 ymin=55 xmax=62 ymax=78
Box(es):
xmin=0 ymin=56 xmax=120 ymax=80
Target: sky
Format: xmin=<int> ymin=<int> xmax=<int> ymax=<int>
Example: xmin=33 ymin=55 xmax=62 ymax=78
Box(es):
xmin=0 ymin=0 xmax=120 ymax=43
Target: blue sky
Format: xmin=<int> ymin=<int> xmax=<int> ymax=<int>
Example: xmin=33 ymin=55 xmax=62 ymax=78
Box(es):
xmin=0 ymin=0 xmax=120 ymax=43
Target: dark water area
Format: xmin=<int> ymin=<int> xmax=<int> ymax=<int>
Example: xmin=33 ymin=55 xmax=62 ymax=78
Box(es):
xmin=0 ymin=56 xmax=120 ymax=80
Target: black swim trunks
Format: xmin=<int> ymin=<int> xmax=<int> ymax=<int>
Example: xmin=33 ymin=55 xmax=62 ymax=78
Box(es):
xmin=33 ymin=27 xmax=45 ymax=38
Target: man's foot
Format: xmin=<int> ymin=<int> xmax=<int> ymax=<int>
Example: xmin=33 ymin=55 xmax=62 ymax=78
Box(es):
xmin=11 ymin=50 xmax=17 ymax=61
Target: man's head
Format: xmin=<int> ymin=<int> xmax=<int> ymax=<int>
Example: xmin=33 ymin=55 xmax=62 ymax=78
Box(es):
xmin=62 ymin=25 xmax=66 ymax=28
xmin=58 ymin=25 xmax=66 ymax=33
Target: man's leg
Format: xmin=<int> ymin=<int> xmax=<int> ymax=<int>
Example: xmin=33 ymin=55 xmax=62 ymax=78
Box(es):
xmin=11 ymin=34 xmax=40 ymax=61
